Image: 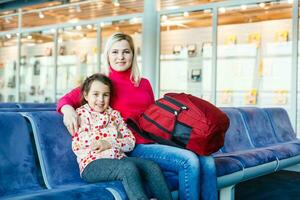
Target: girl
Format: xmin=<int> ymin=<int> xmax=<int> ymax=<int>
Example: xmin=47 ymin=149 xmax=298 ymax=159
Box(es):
xmin=72 ymin=73 xmax=172 ymax=200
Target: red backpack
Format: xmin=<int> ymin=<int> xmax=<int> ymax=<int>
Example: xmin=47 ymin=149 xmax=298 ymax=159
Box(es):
xmin=127 ymin=93 xmax=230 ymax=156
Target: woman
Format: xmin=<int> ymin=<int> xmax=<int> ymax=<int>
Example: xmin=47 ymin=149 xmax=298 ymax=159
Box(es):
xmin=57 ymin=32 xmax=216 ymax=200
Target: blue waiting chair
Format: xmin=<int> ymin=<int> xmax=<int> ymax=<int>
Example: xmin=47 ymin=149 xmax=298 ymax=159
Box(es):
xmin=0 ymin=111 xmax=115 ymax=200
xmin=17 ymin=103 xmax=57 ymax=109
xmin=23 ymin=111 xmax=127 ymax=200
xmin=0 ymin=102 xmax=19 ymax=108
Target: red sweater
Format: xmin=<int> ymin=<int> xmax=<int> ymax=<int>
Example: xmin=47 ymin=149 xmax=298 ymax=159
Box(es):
xmin=57 ymin=68 xmax=155 ymax=144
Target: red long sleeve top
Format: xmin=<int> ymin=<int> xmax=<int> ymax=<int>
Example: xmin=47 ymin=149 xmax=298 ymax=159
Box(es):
xmin=57 ymin=67 xmax=155 ymax=144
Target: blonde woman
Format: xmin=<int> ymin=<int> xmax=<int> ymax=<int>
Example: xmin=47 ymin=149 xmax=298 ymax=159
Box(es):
xmin=57 ymin=32 xmax=215 ymax=200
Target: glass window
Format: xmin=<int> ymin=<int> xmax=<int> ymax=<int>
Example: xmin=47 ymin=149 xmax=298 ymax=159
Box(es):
xmin=20 ymin=31 xmax=55 ymax=102
xmin=21 ymin=1 xmax=144 ymax=29
xmin=0 ymin=34 xmax=18 ymax=102
xmin=159 ymin=10 xmax=213 ymax=99
xmin=0 ymin=13 xmax=18 ymax=32
xmin=216 ymin=1 xmax=293 ymax=109
xmin=159 ymin=0 xmax=224 ymax=11
xmin=56 ymin=25 xmax=98 ymax=99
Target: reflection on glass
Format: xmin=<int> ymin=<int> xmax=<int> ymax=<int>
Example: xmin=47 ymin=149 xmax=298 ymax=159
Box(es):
xmin=216 ymin=1 xmax=292 ymax=109
xmin=0 ymin=34 xmax=18 ymax=102
xmin=0 ymin=14 xmax=18 ymax=32
xmin=159 ymin=0 xmax=224 ymax=11
xmin=159 ymin=10 xmax=213 ymax=100
xmin=56 ymin=25 xmax=98 ymax=99
xmin=297 ymin=4 xmax=300 ymax=135
xmin=21 ymin=1 xmax=144 ymax=30
xmin=20 ymin=32 xmax=55 ymax=102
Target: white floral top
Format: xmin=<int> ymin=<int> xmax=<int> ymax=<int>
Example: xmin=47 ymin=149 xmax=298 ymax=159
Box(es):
xmin=72 ymin=104 xmax=136 ymax=175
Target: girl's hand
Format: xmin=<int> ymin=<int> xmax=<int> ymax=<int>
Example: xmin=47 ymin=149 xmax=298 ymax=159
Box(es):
xmin=91 ymin=140 xmax=112 ymax=151
xmin=61 ymin=105 xmax=79 ymax=135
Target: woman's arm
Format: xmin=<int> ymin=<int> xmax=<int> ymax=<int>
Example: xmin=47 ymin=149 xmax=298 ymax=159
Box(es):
xmin=61 ymin=105 xmax=79 ymax=134
xmin=57 ymin=87 xmax=82 ymax=134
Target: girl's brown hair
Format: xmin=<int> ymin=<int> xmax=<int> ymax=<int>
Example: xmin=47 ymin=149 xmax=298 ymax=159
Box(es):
xmin=80 ymin=73 xmax=113 ymax=105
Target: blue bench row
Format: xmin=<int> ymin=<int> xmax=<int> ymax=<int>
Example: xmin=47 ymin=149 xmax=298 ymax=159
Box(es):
xmin=0 ymin=107 xmax=299 ymax=199
xmin=0 ymin=102 xmax=56 ymax=109
xmin=0 ymin=111 xmax=123 ymax=200
xmin=214 ymin=107 xmax=300 ymax=199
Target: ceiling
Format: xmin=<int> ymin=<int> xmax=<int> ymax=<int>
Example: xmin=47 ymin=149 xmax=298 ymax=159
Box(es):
xmin=0 ymin=0 xmax=295 ymax=46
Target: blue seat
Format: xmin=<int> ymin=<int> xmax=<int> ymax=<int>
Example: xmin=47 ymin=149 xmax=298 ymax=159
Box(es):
xmin=237 ymin=107 xmax=278 ymax=147
xmin=0 ymin=112 xmax=43 ymax=198
xmin=0 ymin=108 xmax=56 ymax=112
xmin=0 ymin=102 xmax=18 ymax=108
xmin=263 ymin=108 xmax=300 ymax=169
xmin=238 ymin=107 xmax=300 ymax=169
xmin=0 ymin=112 xmax=114 ymax=200
xmin=23 ymin=111 xmax=128 ymax=200
xmin=220 ymin=108 xmax=254 ymax=152
xmin=263 ymin=108 xmax=298 ymax=142
xmin=217 ymin=108 xmax=278 ymax=181
xmin=17 ymin=103 xmax=56 ymax=109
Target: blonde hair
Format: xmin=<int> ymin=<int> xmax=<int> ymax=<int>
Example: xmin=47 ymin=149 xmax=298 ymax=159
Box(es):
xmin=102 ymin=32 xmax=141 ymax=86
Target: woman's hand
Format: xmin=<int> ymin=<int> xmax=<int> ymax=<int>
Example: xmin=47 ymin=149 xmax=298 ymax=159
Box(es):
xmin=61 ymin=105 xmax=79 ymax=135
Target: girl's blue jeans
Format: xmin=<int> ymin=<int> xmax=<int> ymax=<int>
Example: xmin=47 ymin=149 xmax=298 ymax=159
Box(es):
xmin=129 ymin=144 xmax=217 ymax=200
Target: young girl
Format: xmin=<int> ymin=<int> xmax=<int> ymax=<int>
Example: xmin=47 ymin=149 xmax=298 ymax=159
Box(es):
xmin=72 ymin=73 xmax=172 ymax=200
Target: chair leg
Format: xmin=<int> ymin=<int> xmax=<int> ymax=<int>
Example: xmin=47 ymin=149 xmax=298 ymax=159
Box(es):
xmin=219 ymin=185 xmax=235 ymax=200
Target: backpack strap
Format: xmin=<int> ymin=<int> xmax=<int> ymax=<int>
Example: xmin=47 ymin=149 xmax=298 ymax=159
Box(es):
xmin=164 ymin=94 xmax=189 ymax=110
xmin=126 ymin=118 xmax=184 ymax=149
xmin=126 ymin=118 xmax=153 ymax=141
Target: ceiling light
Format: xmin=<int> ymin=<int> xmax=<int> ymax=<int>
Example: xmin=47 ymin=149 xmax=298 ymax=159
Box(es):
xmin=76 ymin=25 xmax=82 ymax=30
xmin=87 ymin=24 xmax=93 ymax=29
xmin=183 ymin=12 xmax=189 ymax=17
xmin=69 ymin=18 xmax=79 ymax=23
xmin=219 ymin=7 xmax=226 ymax=13
xmin=6 ymin=34 xmax=11 ymax=39
xmin=112 ymin=0 xmax=120 ymax=7
xmin=76 ymin=5 xmax=81 ymax=12
xmin=161 ymin=15 xmax=168 ymax=21
xmin=204 ymin=9 xmax=211 ymax=13
xmin=4 ymin=17 xmax=11 ymax=23
xmin=38 ymin=12 xmax=45 ymax=19
xmin=241 ymin=5 xmax=247 ymax=10
xmin=288 ymin=0 xmax=293 ymax=4
xmin=259 ymin=3 xmax=265 ymax=8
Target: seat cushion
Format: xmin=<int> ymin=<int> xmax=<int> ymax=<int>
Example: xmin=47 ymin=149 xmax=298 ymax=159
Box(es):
xmin=4 ymin=184 xmax=115 ymax=200
xmin=214 ymin=148 xmax=277 ymax=169
xmin=220 ymin=108 xmax=254 ymax=152
xmin=0 ymin=112 xmax=43 ymax=197
xmin=238 ymin=107 xmax=278 ymax=147
xmin=213 ymin=156 xmax=244 ymax=177
xmin=263 ymin=108 xmax=297 ymax=142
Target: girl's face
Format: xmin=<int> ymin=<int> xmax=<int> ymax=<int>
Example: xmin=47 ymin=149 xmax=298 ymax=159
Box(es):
xmin=108 ymin=40 xmax=133 ymax=72
xmin=84 ymin=80 xmax=110 ymax=113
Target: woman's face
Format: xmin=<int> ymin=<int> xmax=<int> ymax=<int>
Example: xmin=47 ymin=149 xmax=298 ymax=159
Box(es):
xmin=108 ymin=40 xmax=133 ymax=72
